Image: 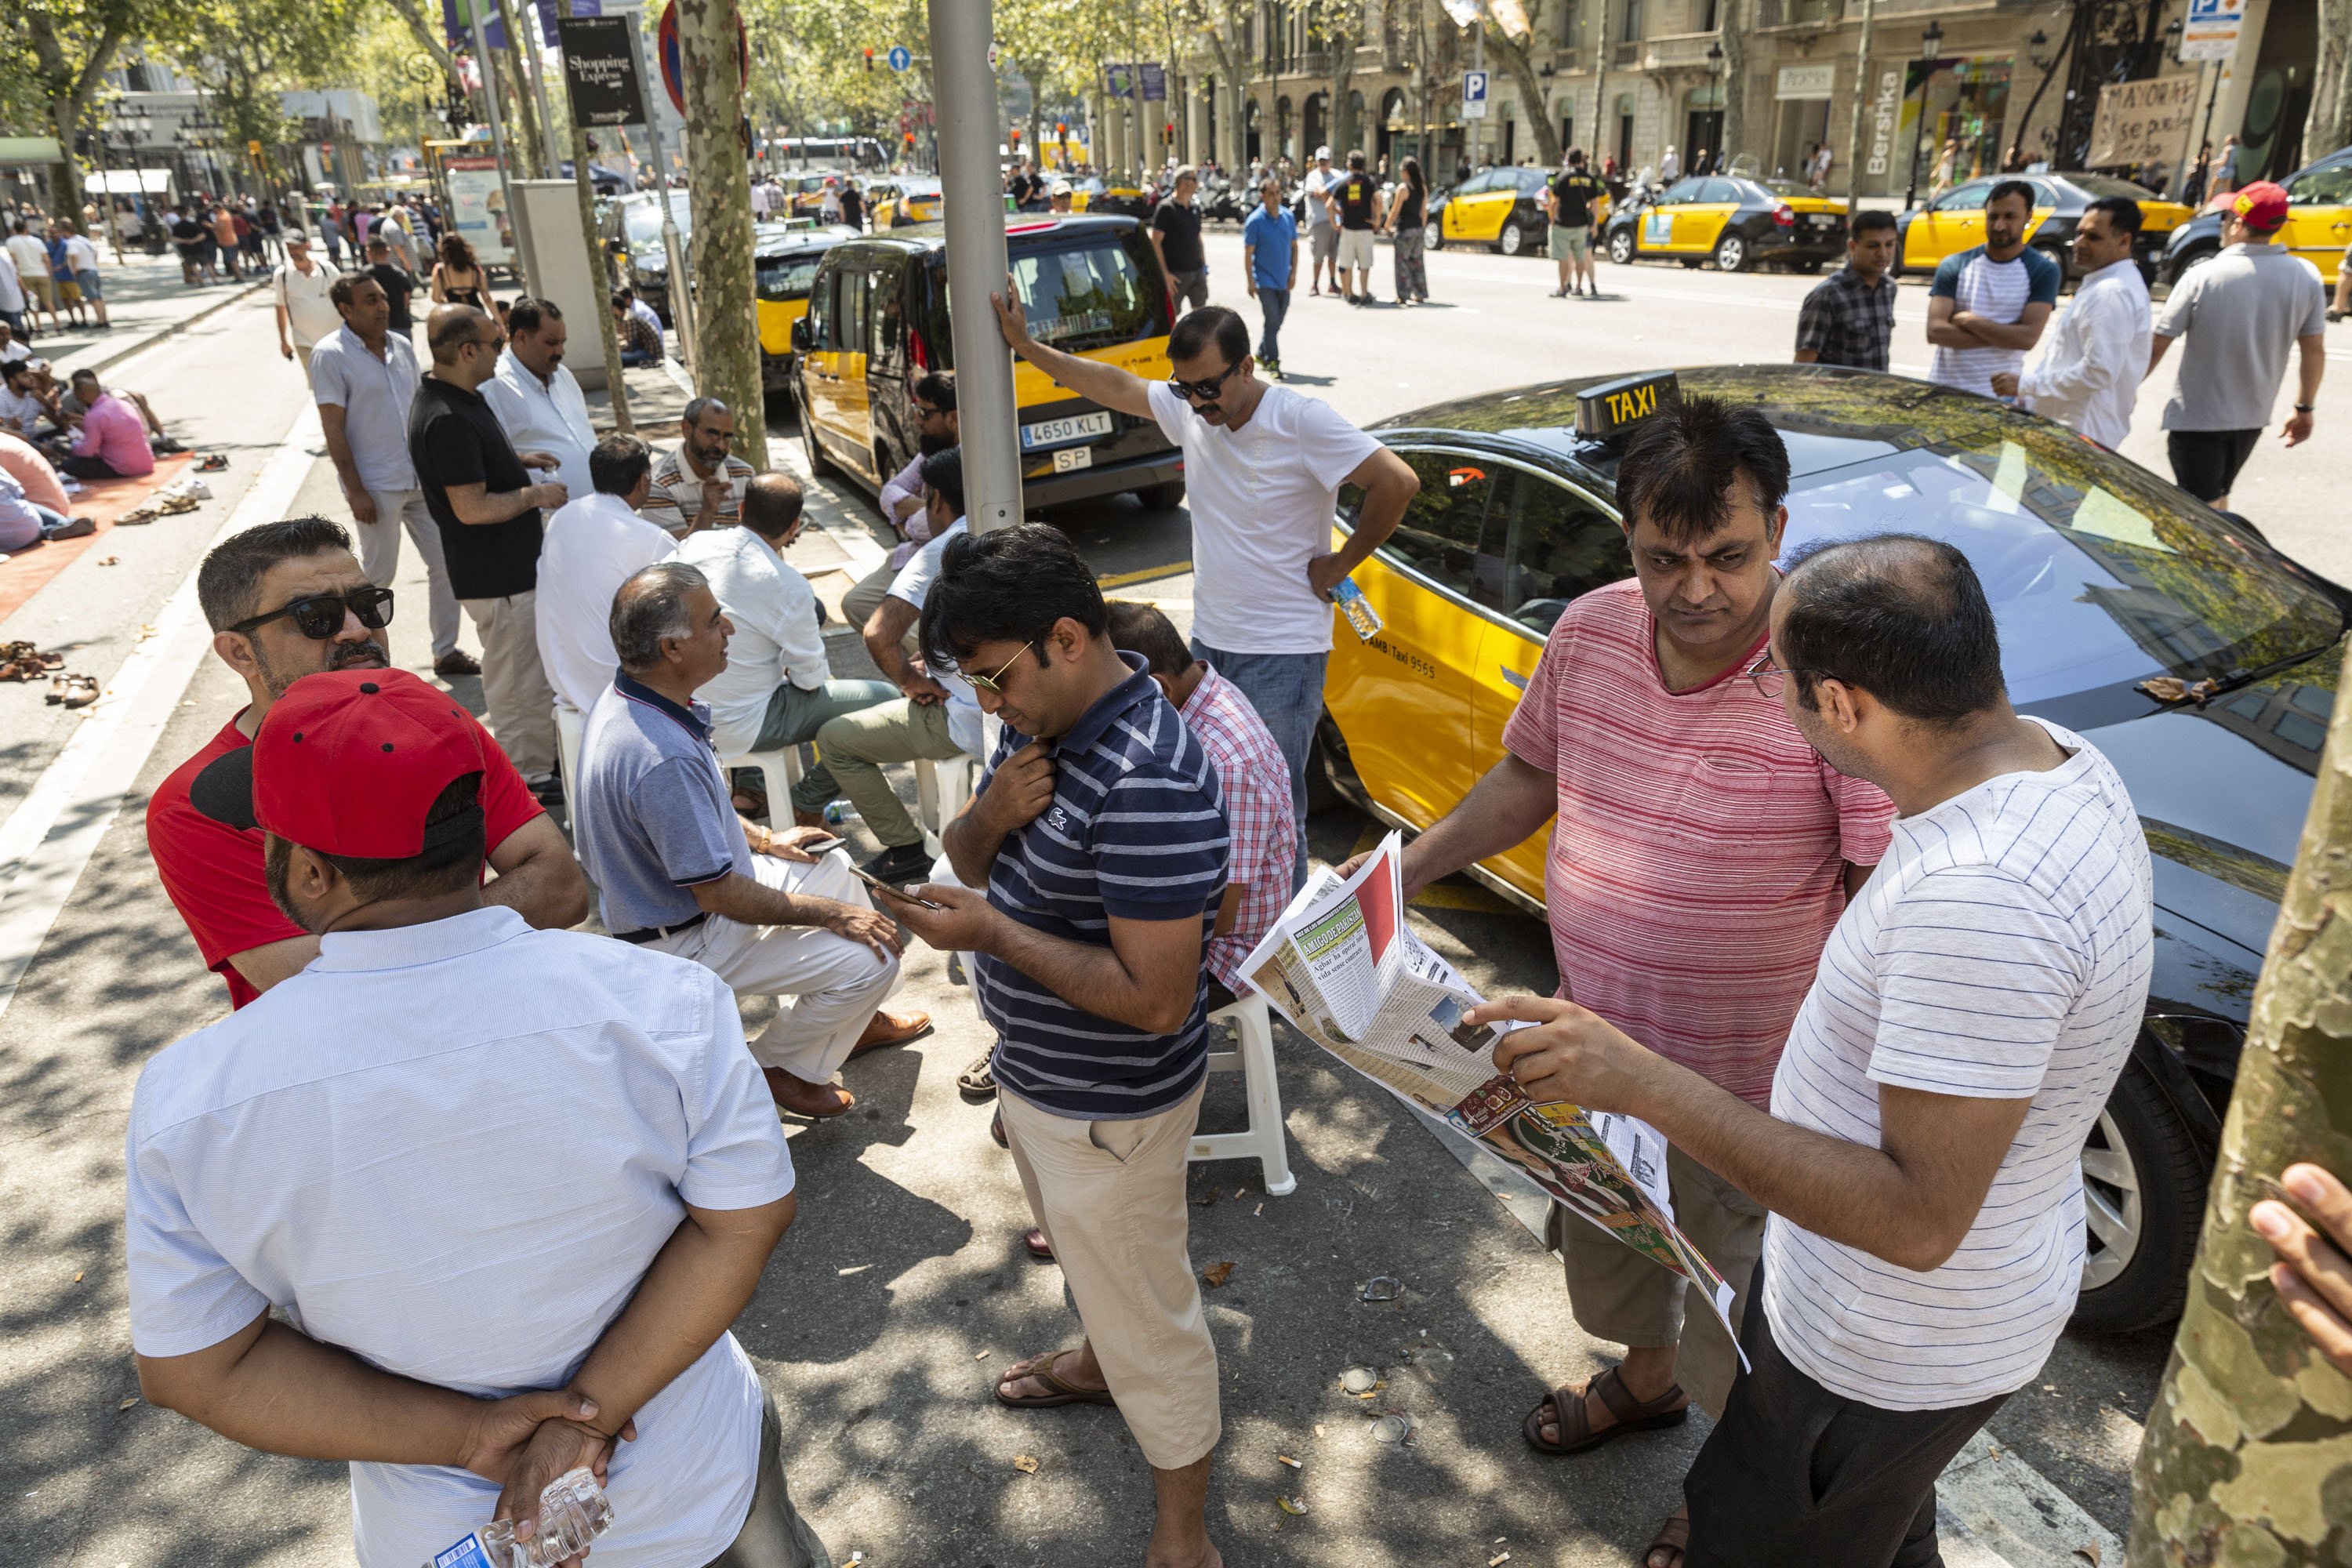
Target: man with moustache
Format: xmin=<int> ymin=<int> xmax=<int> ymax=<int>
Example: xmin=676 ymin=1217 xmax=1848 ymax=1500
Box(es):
xmin=1345 ymin=398 xmax=1894 ymax=1568
xmin=147 ymin=518 xmax=587 ymax=1008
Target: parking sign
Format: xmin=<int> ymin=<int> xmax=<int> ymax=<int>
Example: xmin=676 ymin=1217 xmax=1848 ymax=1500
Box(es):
xmin=1463 ymin=70 xmax=1490 ymax=119
xmin=2180 ymin=0 xmax=2243 ymax=60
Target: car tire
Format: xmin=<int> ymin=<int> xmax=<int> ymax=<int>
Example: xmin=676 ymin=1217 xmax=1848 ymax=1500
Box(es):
xmin=2071 ymin=1053 xmax=2207 ymax=1333
xmin=2034 ymin=241 xmax=2072 ymax=291
xmin=800 ymin=401 xmax=833 ymax=480
xmin=1607 ymin=227 xmax=1636 ymax=266
xmin=1428 ymin=220 xmax=1445 ymax=251
xmin=1499 ymin=220 xmax=1526 ymax=256
xmin=2167 ymin=241 xmax=2220 ymax=285
xmin=1135 ymin=479 xmax=1186 ymax=511
xmin=1715 ymin=232 xmax=1751 ymax=273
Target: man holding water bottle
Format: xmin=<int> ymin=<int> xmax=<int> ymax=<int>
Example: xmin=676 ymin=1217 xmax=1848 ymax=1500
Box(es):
xmin=989 ymin=296 xmax=1418 ymax=887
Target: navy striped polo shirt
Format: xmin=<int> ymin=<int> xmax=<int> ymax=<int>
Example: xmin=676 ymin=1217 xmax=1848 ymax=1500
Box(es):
xmin=978 ymin=655 xmax=1231 ymax=1120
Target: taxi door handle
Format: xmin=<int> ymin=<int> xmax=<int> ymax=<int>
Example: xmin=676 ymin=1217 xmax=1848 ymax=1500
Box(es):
xmin=1501 ymin=665 xmax=1530 ymax=690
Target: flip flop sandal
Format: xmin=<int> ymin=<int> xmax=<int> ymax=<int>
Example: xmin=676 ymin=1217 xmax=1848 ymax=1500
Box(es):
xmin=1522 ymin=1367 xmax=1688 ymax=1455
xmin=34 ymin=649 xmax=64 ymax=670
xmin=0 ymin=641 xmax=34 ymax=662
xmin=1645 ymin=1511 xmax=1691 ymax=1568
xmin=45 ymin=672 xmax=72 ymax=703
xmin=957 ymin=1053 xmax=997 ymax=1102
xmin=994 ymin=1349 xmax=1116 ymax=1410
xmin=156 ymin=494 xmax=199 ymax=515
xmin=196 ymin=453 xmax=227 ymax=470
xmin=58 ymin=674 xmax=99 ymax=710
xmin=1 ymin=655 xmax=47 ymax=683
xmin=989 ymin=1108 xmax=1007 ymax=1149
xmin=113 ymin=506 xmax=158 ymax=526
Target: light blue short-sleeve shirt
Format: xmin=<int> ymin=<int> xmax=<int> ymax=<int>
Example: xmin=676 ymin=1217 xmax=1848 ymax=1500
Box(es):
xmin=307 ymin=323 xmax=421 ymax=492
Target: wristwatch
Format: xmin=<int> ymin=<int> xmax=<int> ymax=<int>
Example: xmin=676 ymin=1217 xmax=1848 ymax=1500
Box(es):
xmin=2294 ymin=403 xmax=2316 ymax=413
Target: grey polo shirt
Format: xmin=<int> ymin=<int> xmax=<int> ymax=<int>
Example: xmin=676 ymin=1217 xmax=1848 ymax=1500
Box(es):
xmin=575 ymin=673 xmax=752 ymax=935
xmin=2154 ymin=241 xmax=2328 ymax=431
xmin=309 ymin=324 xmax=421 ymax=491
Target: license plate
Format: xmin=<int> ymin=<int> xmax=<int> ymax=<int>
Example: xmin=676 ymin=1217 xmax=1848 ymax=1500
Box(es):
xmin=1052 ymin=445 xmax=1094 ymax=473
xmin=1021 ymin=411 xmax=1113 ymax=451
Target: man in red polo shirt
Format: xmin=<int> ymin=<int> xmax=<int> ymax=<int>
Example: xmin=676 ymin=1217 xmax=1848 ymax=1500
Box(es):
xmin=1352 ymin=397 xmax=1894 ymax=1568
xmin=147 ymin=517 xmax=588 ymax=1007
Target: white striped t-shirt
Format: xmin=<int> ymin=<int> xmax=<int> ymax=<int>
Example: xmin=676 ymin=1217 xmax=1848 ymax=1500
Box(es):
xmin=1761 ymin=718 xmax=2153 ymax=1411
xmin=1928 ymin=244 xmax=2062 ymax=397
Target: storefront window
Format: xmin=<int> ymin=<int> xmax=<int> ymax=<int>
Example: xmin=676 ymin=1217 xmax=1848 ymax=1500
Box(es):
xmin=1900 ymin=58 xmax=2013 ymax=196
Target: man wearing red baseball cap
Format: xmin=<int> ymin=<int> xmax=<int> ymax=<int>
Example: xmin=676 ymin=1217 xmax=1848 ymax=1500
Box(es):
xmin=128 ymin=666 xmax=833 ymax=1568
xmin=2148 ymin=180 xmax=2327 ymax=510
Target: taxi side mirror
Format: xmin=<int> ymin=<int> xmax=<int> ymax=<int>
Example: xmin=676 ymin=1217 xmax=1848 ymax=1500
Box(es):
xmin=791 ymin=317 xmax=812 ymax=353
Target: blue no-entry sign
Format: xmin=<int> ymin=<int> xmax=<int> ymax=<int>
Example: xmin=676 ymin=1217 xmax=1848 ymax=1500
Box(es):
xmin=887 ymin=44 xmax=913 ymax=71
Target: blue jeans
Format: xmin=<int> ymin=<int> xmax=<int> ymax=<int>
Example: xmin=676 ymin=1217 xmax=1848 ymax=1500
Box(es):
xmin=0 ymin=501 xmax=70 ymax=553
xmin=1190 ymin=640 xmax=1324 ymax=891
xmin=1254 ymin=286 xmax=1289 ymax=365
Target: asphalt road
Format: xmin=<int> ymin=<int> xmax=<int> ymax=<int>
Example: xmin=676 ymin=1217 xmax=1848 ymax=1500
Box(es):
xmin=5 ymin=234 xmax=2314 ymax=1564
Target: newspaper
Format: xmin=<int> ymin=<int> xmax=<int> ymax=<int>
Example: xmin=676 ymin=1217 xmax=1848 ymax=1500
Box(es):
xmin=1240 ymin=832 xmax=1741 ymax=1349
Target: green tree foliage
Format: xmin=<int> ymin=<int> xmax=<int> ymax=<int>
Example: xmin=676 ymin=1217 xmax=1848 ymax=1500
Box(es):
xmin=17 ymin=0 xmax=149 ymax=212
xmin=151 ymin=0 xmax=358 ymax=201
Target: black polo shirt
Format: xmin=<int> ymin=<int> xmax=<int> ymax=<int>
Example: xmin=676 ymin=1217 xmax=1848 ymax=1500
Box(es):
xmin=1550 ymin=169 xmax=1600 ymax=227
xmin=1334 ymin=172 xmax=1378 ymax=230
xmin=408 ymin=373 xmax=543 ymax=600
xmin=1152 ymin=200 xmax=1205 ymax=271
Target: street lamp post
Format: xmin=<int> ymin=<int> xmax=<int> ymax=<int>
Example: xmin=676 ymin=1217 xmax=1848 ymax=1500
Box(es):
xmin=1706 ymin=39 xmax=1724 ymax=169
xmin=1902 ymin=19 xmax=1944 ymax=211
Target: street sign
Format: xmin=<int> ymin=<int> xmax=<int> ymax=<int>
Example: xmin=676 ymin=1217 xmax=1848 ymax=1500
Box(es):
xmin=557 ymin=15 xmax=648 ymax=129
xmin=1462 ymin=71 xmax=1490 ymax=120
xmin=887 ymin=44 xmax=912 ymax=71
xmin=1104 ymin=62 xmax=1137 ymax=100
xmin=656 ymin=0 xmax=749 ymax=116
xmin=2180 ymin=0 xmax=2244 ymax=61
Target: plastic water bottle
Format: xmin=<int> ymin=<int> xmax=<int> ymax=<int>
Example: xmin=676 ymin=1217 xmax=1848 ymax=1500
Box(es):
xmin=822 ymin=799 xmax=859 ymax=826
xmin=421 ymin=1468 xmax=613 ymax=1568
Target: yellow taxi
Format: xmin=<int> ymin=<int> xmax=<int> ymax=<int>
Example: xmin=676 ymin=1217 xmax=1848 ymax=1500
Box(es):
xmin=2162 ymin=143 xmax=2351 ymax=285
xmin=754 ymin=222 xmax=858 ymax=391
xmin=1600 ymin=176 xmax=1849 ymax=272
xmin=867 ymin=176 xmax=943 ymax=229
xmin=791 ymin=212 xmax=1185 ymax=507
xmin=1896 ymin=172 xmax=2190 ymax=281
xmin=1427 ymin=165 xmax=1552 ymax=255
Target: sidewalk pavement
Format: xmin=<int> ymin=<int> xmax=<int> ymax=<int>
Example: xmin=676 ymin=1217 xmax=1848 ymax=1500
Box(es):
xmin=14 ymin=249 xmax=270 ymax=382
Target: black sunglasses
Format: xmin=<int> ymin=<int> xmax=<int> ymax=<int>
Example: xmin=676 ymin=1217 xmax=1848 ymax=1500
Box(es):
xmin=1168 ymin=359 xmax=1244 ymax=401
xmin=230 ymin=586 xmax=395 ymax=640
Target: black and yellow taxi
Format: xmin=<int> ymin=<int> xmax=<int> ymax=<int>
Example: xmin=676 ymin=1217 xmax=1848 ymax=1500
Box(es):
xmin=791 ymin=212 xmax=1185 ymax=508
xmin=755 ymin=221 xmax=860 ymax=392
xmin=1070 ymin=176 xmax=1153 ymax=218
xmin=2161 ymin=143 xmax=2352 ymax=286
xmin=1897 ymin=172 xmax=2191 ymax=282
xmin=1601 ymin=176 xmax=1849 ymax=272
xmin=1426 ymin=165 xmax=1551 ymax=255
xmin=867 ymin=176 xmax=944 ymax=230
xmin=1319 ymin=361 xmax=2347 ymax=1334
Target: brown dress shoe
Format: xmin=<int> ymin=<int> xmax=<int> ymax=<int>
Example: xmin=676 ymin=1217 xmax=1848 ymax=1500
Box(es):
xmin=848 ymin=1008 xmax=932 ymax=1058
xmin=764 ymin=1068 xmax=855 ymax=1119
xmin=433 ymin=650 xmax=482 ymax=677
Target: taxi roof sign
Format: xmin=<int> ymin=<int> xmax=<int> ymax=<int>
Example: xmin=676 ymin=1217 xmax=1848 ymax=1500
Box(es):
xmin=1575 ymin=371 xmax=1680 ymax=442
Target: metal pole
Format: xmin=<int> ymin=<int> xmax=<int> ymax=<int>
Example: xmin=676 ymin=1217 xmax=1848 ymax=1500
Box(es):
xmin=1902 ymin=57 xmax=1928 ymax=210
xmin=1472 ymin=23 xmax=1486 ymax=169
xmin=927 ymin=0 xmax=1021 ymax=532
xmin=513 ymin=0 xmax=566 ymax=176
xmin=470 ymin=3 xmax=541 ymax=294
xmin=1842 ymin=0 xmax=1875 ymax=199
xmin=654 ymin=118 xmax=695 ymax=374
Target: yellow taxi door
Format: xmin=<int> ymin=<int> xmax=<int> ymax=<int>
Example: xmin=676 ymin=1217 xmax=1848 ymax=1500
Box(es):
xmin=1679 ymin=179 xmax=1742 ymax=254
xmin=1469 ymin=466 xmax=1635 ymax=902
xmin=810 ymin=263 xmax=872 ymax=466
xmin=2282 ymin=161 xmax=2352 ymax=281
xmin=1323 ymin=448 xmax=1502 ymax=830
xmin=1647 ymin=179 xmax=1699 ymax=251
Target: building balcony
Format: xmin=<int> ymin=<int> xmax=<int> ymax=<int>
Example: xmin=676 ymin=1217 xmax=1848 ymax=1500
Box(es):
xmin=1640 ymin=32 xmax=1724 ymax=70
xmin=1300 ymin=49 xmax=1332 ymax=74
xmin=1610 ymin=39 xmax=1642 ymax=67
xmin=1755 ymin=0 xmax=1843 ymax=27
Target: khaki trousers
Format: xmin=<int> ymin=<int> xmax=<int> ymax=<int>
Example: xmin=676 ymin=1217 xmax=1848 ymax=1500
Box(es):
xmin=459 ymin=589 xmax=558 ymax=784
xmin=1552 ymin=1141 xmax=1765 ymax=1419
xmin=1000 ymin=1083 xmax=1220 ymax=1470
xmin=357 ymin=487 xmax=461 ymax=659
xmin=811 ymin=697 xmax=963 ymax=851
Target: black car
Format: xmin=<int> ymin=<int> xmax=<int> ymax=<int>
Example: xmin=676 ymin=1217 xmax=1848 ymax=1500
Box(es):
xmin=2161 ymin=143 xmax=2352 ymax=286
xmin=1602 ymin=176 xmax=1849 ymax=273
xmin=1323 ymin=365 xmax=2347 ymax=1333
xmin=600 ymin=191 xmax=692 ymax=322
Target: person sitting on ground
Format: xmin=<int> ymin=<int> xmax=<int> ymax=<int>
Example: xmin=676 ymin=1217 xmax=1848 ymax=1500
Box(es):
xmin=674 ymin=472 xmax=897 ymax=824
xmin=129 ymin=666 xmax=832 ymax=1568
xmin=641 ymin=397 xmax=756 ymax=537
xmin=846 ymin=370 xmax=956 ymax=630
xmin=0 ymin=361 xmax=59 ymax=441
xmin=146 ymin=517 xmax=589 ymax=1009
xmin=612 ymin=288 xmax=662 ymax=366
xmin=0 ymin=428 xmax=69 ymax=517
xmin=58 ymin=368 xmax=154 ymax=479
xmin=0 ymin=460 xmax=94 ymax=549
xmin=57 ymin=371 xmax=169 ymax=446
xmin=535 ymin=430 xmax=679 ymax=717
xmin=573 ymin=561 xmax=930 ymax=1120
xmin=811 ymin=448 xmax=989 ymax=889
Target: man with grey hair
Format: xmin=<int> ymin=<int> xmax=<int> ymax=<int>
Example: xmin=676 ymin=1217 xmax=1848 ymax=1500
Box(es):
xmin=575 ymin=561 xmax=929 ymax=1120
xmin=642 ymin=397 xmax=756 ymax=537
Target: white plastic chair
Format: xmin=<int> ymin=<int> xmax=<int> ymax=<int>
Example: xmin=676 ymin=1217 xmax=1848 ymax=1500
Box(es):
xmin=720 ymin=744 xmax=806 ymax=818
xmin=1189 ymin=991 xmax=1298 ymax=1196
xmin=553 ymin=704 xmax=586 ymax=833
xmin=914 ymin=753 xmax=977 ymax=855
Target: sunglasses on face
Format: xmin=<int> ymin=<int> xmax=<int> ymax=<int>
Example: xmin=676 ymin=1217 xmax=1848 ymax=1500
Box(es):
xmin=230 ymin=586 xmax=395 ymax=641
xmin=960 ymin=641 xmax=1034 ymax=695
xmin=1168 ymin=361 xmax=1243 ymax=401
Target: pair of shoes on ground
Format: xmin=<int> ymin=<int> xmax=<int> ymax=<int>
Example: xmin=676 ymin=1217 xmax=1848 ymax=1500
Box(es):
xmin=45 ymin=672 xmax=99 ymax=707
xmin=0 ymin=641 xmax=65 ymax=680
xmin=761 ymin=1007 xmax=934 ymax=1119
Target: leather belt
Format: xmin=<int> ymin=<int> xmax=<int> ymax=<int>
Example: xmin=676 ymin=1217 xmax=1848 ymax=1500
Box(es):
xmin=614 ymin=910 xmax=710 ymax=945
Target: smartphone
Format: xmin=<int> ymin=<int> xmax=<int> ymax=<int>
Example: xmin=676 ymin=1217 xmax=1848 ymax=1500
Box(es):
xmin=792 ymin=834 xmax=844 ymax=855
xmin=850 ymin=864 xmax=946 ymax=909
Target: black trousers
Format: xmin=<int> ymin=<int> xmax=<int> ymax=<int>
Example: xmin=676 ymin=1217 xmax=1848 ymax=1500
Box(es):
xmin=2166 ymin=427 xmax=2261 ymax=504
xmin=1683 ymin=1268 xmax=2012 ymax=1568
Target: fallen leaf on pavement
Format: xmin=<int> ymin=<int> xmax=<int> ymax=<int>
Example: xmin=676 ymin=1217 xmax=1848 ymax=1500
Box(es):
xmin=97 ymin=556 xmax=118 ymax=566
xmin=2074 ymin=1546 xmax=2100 ymax=1567
xmin=74 ymin=1271 xmax=83 ymax=1282
xmin=1011 ymin=1454 xmax=1039 ymax=1474
xmin=1203 ymin=1261 xmax=1235 ymax=1287
xmin=116 ymin=1397 xmax=138 ymax=1411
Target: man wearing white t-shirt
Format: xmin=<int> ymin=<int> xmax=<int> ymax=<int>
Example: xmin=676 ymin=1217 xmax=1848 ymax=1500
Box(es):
xmin=989 ymin=297 xmax=1417 ymax=885
xmin=1468 ymin=534 xmax=2151 ymax=1567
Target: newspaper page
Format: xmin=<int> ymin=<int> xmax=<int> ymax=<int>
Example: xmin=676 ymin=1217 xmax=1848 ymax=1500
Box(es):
xmin=1239 ymin=833 xmax=1740 ymax=1347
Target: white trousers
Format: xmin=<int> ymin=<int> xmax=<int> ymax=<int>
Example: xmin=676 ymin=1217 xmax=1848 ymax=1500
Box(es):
xmin=358 ymin=488 xmax=460 ymax=658
xmin=459 ymin=589 xmax=558 ymax=784
xmin=655 ymin=851 xmax=901 ymax=1082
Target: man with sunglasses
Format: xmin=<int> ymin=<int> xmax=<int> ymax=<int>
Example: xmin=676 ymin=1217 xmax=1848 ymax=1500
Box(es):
xmin=147 ymin=517 xmax=587 ymax=1009
xmin=989 ymin=296 xmax=1417 ymax=889
xmin=642 ymin=397 xmax=757 ymax=538
xmin=410 ymin=303 xmax=568 ymax=801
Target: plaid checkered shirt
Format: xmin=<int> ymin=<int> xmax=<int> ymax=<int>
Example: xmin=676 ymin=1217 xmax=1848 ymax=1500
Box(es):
xmin=1182 ymin=664 xmax=1298 ymax=990
xmin=1795 ymin=263 xmax=1898 ymax=372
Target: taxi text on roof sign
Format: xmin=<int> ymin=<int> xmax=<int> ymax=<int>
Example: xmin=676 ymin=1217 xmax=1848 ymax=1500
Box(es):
xmin=1576 ymin=371 xmax=1682 ymax=442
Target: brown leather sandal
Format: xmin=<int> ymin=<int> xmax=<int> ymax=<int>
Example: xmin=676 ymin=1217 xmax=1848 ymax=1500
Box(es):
xmin=994 ymin=1349 xmax=1115 ymax=1409
xmin=1645 ymin=1508 xmax=1690 ymax=1568
xmin=1522 ymin=1366 xmax=1688 ymax=1454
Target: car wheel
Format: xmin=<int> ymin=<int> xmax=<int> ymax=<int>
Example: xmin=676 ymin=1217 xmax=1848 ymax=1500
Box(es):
xmin=1715 ymin=232 xmax=1750 ymax=273
xmin=1135 ymin=479 xmax=1186 ymax=511
xmin=2071 ymin=1054 xmax=2207 ymax=1333
xmin=1607 ymin=227 xmax=1636 ymax=266
xmin=800 ymin=402 xmax=833 ymax=480
xmin=2169 ymin=241 xmax=2220 ymax=285
xmin=1427 ymin=219 xmax=1445 ymax=251
xmin=1499 ymin=220 xmax=1526 ymax=256
xmin=2034 ymin=241 xmax=2072 ymax=291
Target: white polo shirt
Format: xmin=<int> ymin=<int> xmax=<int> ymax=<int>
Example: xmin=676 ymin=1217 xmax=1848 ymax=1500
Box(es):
xmin=273 ymin=257 xmax=343 ymax=348
xmin=673 ymin=522 xmax=830 ymax=758
xmin=484 ymin=348 xmax=597 ymax=502
xmin=536 ymin=489 xmax=681 ymax=713
xmin=125 ymin=908 xmax=795 ymax=1568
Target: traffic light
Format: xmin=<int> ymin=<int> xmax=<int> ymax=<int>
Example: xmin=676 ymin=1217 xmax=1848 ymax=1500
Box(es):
xmin=864 ymin=48 xmax=873 ymax=71
xmin=1010 ymin=127 xmax=1022 ymax=146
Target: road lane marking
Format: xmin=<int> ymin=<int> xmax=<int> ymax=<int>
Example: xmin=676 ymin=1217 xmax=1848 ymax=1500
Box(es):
xmin=0 ymin=408 xmax=319 ymax=1022
xmin=1098 ymin=560 xmax=1192 ymax=589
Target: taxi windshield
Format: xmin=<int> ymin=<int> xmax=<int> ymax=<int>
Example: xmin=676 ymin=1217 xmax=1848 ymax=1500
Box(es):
xmin=757 ymin=253 xmax=822 ymax=299
xmin=1004 ymin=234 xmax=1164 ymax=349
xmin=1781 ymin=430 xmax=2345 ymax=716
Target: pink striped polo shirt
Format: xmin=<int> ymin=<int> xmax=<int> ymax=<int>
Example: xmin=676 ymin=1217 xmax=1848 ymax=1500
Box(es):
xmin=1501 ymin=579 xmax=1894 ymax=1107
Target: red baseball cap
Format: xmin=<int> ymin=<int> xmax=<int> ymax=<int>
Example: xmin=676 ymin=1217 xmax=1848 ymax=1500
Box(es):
xmin=2230 ymin=181 xmax=2289 ymax=232
xmin=191 ymin=668 xmax=488 ymax=858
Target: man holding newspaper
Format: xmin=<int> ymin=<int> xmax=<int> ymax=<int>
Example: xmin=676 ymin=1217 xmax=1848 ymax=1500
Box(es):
xmin=1342 ymin=398 xmax=1896 ymax=1568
